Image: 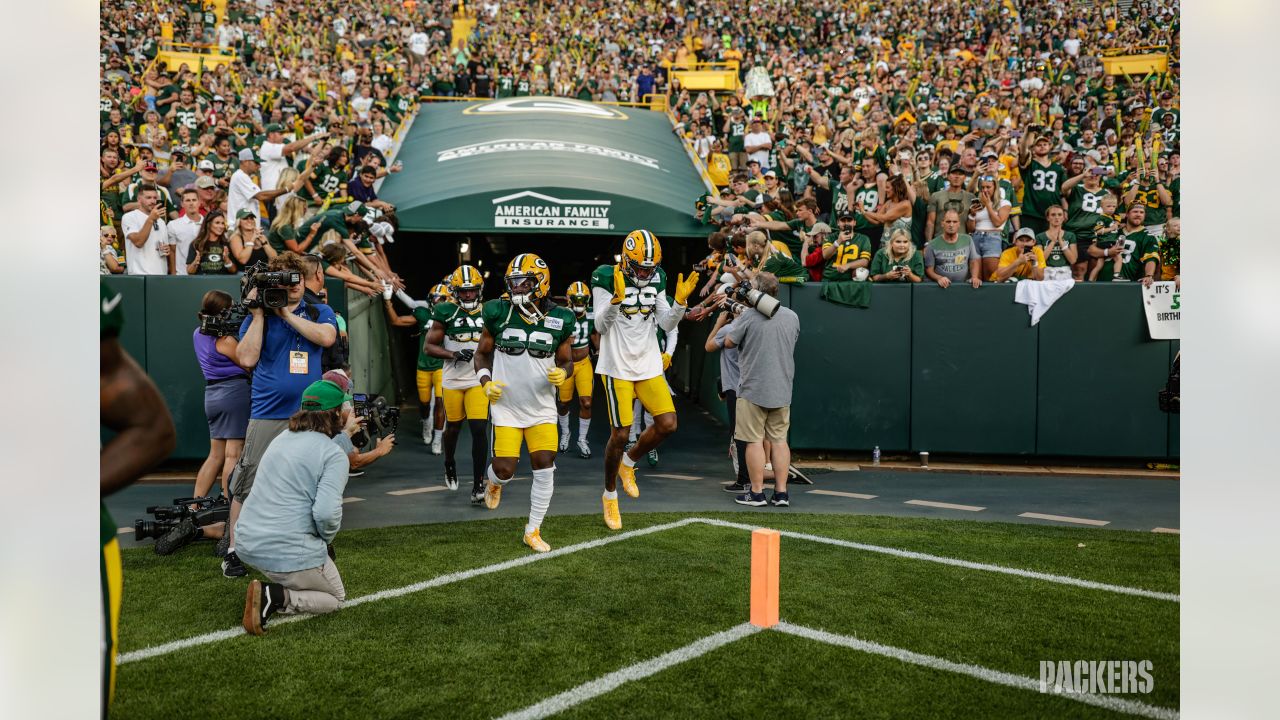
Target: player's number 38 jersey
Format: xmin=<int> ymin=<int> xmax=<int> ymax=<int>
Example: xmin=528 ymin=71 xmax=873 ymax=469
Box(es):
xmin=590 ymin=264 xmax=682 ymax=381
xmin=481 ymin=299 xmax=576 ymax=428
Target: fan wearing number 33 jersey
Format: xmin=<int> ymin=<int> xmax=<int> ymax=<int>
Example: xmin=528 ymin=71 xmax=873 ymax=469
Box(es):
xmin=474 ymin=253 xmax=576 ymax=553
xmin=590 ymin=230 xmax=699 ymax=531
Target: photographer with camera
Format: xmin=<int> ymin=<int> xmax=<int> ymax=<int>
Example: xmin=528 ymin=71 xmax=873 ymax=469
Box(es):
xmin=237 ymin=380 xmax=355 ymax=636
xmin=220 ymin=251 xmax=339 ymax=578
xmin=719 ymin=272 xmax=800 ymax=508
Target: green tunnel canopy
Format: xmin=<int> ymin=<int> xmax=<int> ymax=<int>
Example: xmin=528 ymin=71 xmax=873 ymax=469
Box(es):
xmin=378 ymin=98 xmax=711 ymax=238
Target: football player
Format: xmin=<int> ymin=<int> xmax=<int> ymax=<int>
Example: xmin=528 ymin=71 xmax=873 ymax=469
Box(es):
xmin=556 ymin=281 xmax=598 ymax=459
xmin=424 ymin=265 xmax=489 ymax=500
xmin=387 ymin=283 xmax=452 ymax=453
xmin=474 ymin=254 xmax=576 ymax=552
xmin=591 ymin=230 xmax=699 ymax=530
xmin=627 ymin=323 xmax=679 ymax=467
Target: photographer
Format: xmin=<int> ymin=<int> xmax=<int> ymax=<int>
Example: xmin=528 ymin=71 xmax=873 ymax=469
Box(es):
xmin=721 ymin=272 xmax=800 ymax=508
xmin=237 ymin=380 xmax=353 ymax=636
xmin=705 ymin=306 xmax=752 ymax=494
xmin=221 ymin=251 xmax=339 ymax=578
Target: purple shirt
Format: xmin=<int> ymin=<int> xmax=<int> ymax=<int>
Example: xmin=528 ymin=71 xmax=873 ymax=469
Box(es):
xmin=193 ymin=328 xmax=248 ymax=382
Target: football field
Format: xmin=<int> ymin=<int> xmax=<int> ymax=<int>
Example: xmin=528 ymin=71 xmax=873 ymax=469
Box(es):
xmin=113 ymin=512 xmax=1178 ymax=719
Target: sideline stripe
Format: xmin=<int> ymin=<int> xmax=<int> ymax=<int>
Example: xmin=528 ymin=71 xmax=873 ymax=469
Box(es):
xmin=494 ymin=624 xmax=760 ymax=720
xmin=116 ymin=518 xmax=701 ymax=665
xmin=119 ymin=515 xmax=1176 ymax=664
xmin=774 ymin=623 xmax=1178 ymax=720
xmin=905 ymin=499 xmax=986 ymax=512
xmin=692 ymin=518 xmax=1178 ymax=603
xmin=649 ymin=473 xmax=702 ymax=481
xmin=1019 ymin=512 xmax=1109 ymax=527
xmin=1151 ymin=527 xmax=1180 ymax=534
xmin=387 ymin=487 xmax=448 ymax=496
xmin=808 ymin=489 xmax=878 ymax=500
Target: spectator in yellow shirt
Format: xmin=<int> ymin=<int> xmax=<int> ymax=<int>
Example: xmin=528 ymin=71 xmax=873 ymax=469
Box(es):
xmin=991 ymin=227 xmax=1046 ymax=282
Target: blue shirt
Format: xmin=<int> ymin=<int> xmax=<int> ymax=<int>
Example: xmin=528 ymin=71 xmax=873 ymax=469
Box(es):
xmin=239 ymin=300 xmax=338 ymax=419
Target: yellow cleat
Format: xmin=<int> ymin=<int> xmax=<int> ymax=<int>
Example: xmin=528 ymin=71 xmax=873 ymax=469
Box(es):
xmin=602 ymin=495 xmax=622 ymax=530
xmin=484 ymin=481 xmax=502 ymax=510
xmin=618 ymin=463 xmax=639 ymax=498
xmin=523 ymin=528 xmax=551 ymax=553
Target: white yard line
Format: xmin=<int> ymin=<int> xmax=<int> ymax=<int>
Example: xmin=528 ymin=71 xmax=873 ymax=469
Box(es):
xmin=904 ymin=499 xmax=987 ymax=512
xmin=1018 ymin=512 xmax=1110 ymax=527
xmin=1151 ymin=527 xmax=1180 ymax=534
xmin=386 ymin=487 xmax=448 ymax=496
xmin=774 ymin=623 xmax=1178 ymax=720
xmin=342 ymin=497 xmax=365 ymax=504
xmin=692 ymin=518 xmax=1178 ymax=603
xmin=494 ymin=624 xmax=760 ymax=720
xmin=119 ymin=515 xmax=1176 ymax=664
xmin=648 ymin=473 xmax=702 ymax=481
xmin=807 ymin=489 xmax=878 ymax=500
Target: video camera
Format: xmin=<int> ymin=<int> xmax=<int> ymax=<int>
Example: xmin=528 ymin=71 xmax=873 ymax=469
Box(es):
xmin=351 ymin=392 xmax=400 ymax=448
xmin=134 ymin=496 xmax=229 ymax=548
xmin=240 ymin=260 xmax=300 ymax=310
xmin=198 ymin=304 xmax=248 ymax=337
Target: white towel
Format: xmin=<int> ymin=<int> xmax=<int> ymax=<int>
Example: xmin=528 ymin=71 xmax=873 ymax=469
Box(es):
xmin=1014 ymin=270 xmax=1075 ymax=325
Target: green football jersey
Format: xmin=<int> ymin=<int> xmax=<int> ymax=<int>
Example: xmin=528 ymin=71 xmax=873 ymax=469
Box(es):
xmin=1019 ymin=160 xmax=1067 ymax=220
xmin=481 ymin=299 xmax=576 ymax=427
xmin=851 ymin=185 xmax=881 ymax=234
xmin=412 ymin=306 xmax=444 ymax=371
xmin=727 ymin=120 xmax=747 ymax=152
xmin=1115 ymin=229 xmax=1161 ymax=280
xmin=431 ymin=302 xmax=485 ymax=341
xmin=172 ymin=103 xmax=202 ymax=132
xmin=203 ymin=152 xmax=235 ymax=179
xmin=1129 ymin=182 xmax=1167 ymax=226
xmin=482 ymin=300 xmax=575 ymax=356
xmin=1065 ymin=185 xmax=1109 ymax=238
xmin=590 ymin=264 xmax=668 ymax=300
xmin=569 ymin=311 xmax=595 ymax=350
xmin=821 ymin=234 xmax=872 ymax=281
xmin=1036 ymin=231 xmax=1077 ymax=268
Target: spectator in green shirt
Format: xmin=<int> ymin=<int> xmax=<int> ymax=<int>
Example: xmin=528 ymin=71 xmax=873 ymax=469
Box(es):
xmin=745 ymin=232 xmax=806 ymax=284
xmin=869 ymin=228 xmax=924 ymax=283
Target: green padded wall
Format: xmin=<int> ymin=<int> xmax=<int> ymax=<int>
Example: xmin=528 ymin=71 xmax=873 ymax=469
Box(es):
xmin=1168 ymin=341 xmax=1179 ymax=458
xmin=911 ymin=284 xmax=1038 ymax=455
xmin=1035 ymin=284 xmax=1171 ymax=457
xmin=788 ymin=284 xmax=912 ymax=451
xmin=101 ymin=276 xmax=148 ymax=365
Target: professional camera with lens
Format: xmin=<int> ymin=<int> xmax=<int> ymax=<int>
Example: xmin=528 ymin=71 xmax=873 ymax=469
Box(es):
xmin=133 ymin=496 xmax=229 ymax=550
xmin=198 ymin=304 xmax=248 ymax=337
xmin=727 ymin=279 xmax=781 ymax=318
xmin=350 ymin=392 xmax=400 ymax=448
xmin=240 ymin=260 xmax=301 ymax=310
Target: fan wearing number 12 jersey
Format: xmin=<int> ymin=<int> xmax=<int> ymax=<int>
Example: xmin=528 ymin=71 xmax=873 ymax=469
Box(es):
xmin=591 ymin=230 xmax=699 ymax=531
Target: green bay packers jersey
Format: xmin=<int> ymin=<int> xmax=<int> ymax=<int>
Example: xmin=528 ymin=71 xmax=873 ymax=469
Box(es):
xmin=590 ymin=264 xmax=681 ymax=381
xmin=412 ymin=306 xmax=444 ymax=371
xmin=569 ymin=311 xmax=595 ymax=350
xmin=431 ymin=301 xmax=484 ymax=389
xmin=481 ymin=300 xmax=575 ymax=428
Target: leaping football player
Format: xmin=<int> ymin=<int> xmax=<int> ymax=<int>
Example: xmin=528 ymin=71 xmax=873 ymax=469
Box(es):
xmin=473 ymin=253 xmax=576 ymax=552
xmin=591 ymin=230 xmax=699 ymax=530
xmin=424 ymin=265 xmax=489 ymax=501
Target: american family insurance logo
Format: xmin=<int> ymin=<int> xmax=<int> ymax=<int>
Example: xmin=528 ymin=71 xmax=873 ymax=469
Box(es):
xmin=1039 ymin=660 xmax=1154 ymax=695
xmin=491 ymin=191 xmax=612 ymax=230
xmin=438 ymin=139 xmax=659 ymax=169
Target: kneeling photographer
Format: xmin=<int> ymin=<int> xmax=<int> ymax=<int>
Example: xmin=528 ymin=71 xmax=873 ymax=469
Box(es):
xmin=716 ymin=272 xmax=800 ymax=509
xmin=237 ymin=379 xmax=353 ymax=635
xmin=221 ymin=252 xmax=339 ymax=579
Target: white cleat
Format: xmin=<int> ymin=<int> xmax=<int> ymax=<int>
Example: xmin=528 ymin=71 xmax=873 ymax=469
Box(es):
xmin=431 ymin=434 xmax=442 ymax=455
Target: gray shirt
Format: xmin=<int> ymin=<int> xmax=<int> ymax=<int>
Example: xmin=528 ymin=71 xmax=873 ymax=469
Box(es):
xmin=235 ymin=430 xmax=349 ymax=574
xmin=924 ymin=234 xmax=977 ymax=282
xmin=726 ymin=305 xmax=800 ymax=408
xmin=714 ymin=317 xmax=741 ymax=394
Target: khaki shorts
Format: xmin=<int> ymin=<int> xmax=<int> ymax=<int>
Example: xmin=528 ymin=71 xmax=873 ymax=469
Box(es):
xmin=733 ymin=398 xmax=790 ymax=444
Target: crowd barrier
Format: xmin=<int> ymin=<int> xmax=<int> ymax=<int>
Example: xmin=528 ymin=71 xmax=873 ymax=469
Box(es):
xmin=675 ymin=283 xmax=1179 ymax=459
xmin=99 ymin=275 xmax=391 ymax=461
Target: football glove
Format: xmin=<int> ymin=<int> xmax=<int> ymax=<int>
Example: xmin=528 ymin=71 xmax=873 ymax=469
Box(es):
xmin=661 ymin=353 xmax=672 ymax=371
xmin=673 ymin=271 xmax=700 ymax=306
xmin=610 ymin=264 xmax=627 ymax=305
xmin=453 ymin=349 xmax=474 ymax=363
xmin=546 ymin=367 xmax=567 ymax=385
xmin=483 ymin=380 xmax=505 ymax=401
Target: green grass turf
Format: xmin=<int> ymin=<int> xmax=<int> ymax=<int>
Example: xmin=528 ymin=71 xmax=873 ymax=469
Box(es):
xmin=113 ymin=512 xmax=1178 ymax=719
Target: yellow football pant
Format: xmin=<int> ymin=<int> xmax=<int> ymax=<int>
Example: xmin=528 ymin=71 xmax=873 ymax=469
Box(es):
xmin=491 ymin=423 xmax=559 ymax=457
xmin=416 ymin=368 xmax=444 ymax=405
xmin=599 ymin=374 xmax=674 ymax=428
xmin=443 ymin=385 xmax=489 ymax=422
xmin=557 ymin=356 xmax=594 ymax=402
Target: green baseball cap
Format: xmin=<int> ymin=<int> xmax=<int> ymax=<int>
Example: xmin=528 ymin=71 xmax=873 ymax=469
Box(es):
xmin=300 ymin=380 xmax=352 ymax=411
xmin=265 ymin=123 xmax=284 ymax=133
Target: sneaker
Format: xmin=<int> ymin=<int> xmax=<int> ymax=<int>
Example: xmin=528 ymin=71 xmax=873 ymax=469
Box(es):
xmin=431 ymin=434 xmax=443 ymax=455
xmin=470 ymin=482 xmax=485 ymax=505
xmin=242 ymin=579 xmax=287 ymax=636
xmin=422 ymin=424 xmax=432 ymax=446
xmin=222 ymin=550 xmax=247 ymax=578
xmin=523 ymin=528 xmax=551 ymax=553
xmin=723 ymin=481 xmax=751 ymax=494
xmin=602 ymin=495 xmax=622 ymax=530
xmin=577 ymin=438 xmax=592 ymax=459
xmin=734 ymin=491 xmax=768 ymax=507
xmin=484 ymin=480 xmax=502 ymax=510
xmin=618 ymin=462 xmax=639 ymax=498
xmin=214 ymin=532 xmax=230 ymax=558
xmin=769 ymin=492 xmax=790 ymax=507
xmin=444 ymin=467 xmax=459 ymax=491
xmin=154 ymin=517 xmax=198 ymax=556
xmin=647 ymin=448 xmax=659 ymax=467
xmin=558 ymin=431 xmax=571 ymax=453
